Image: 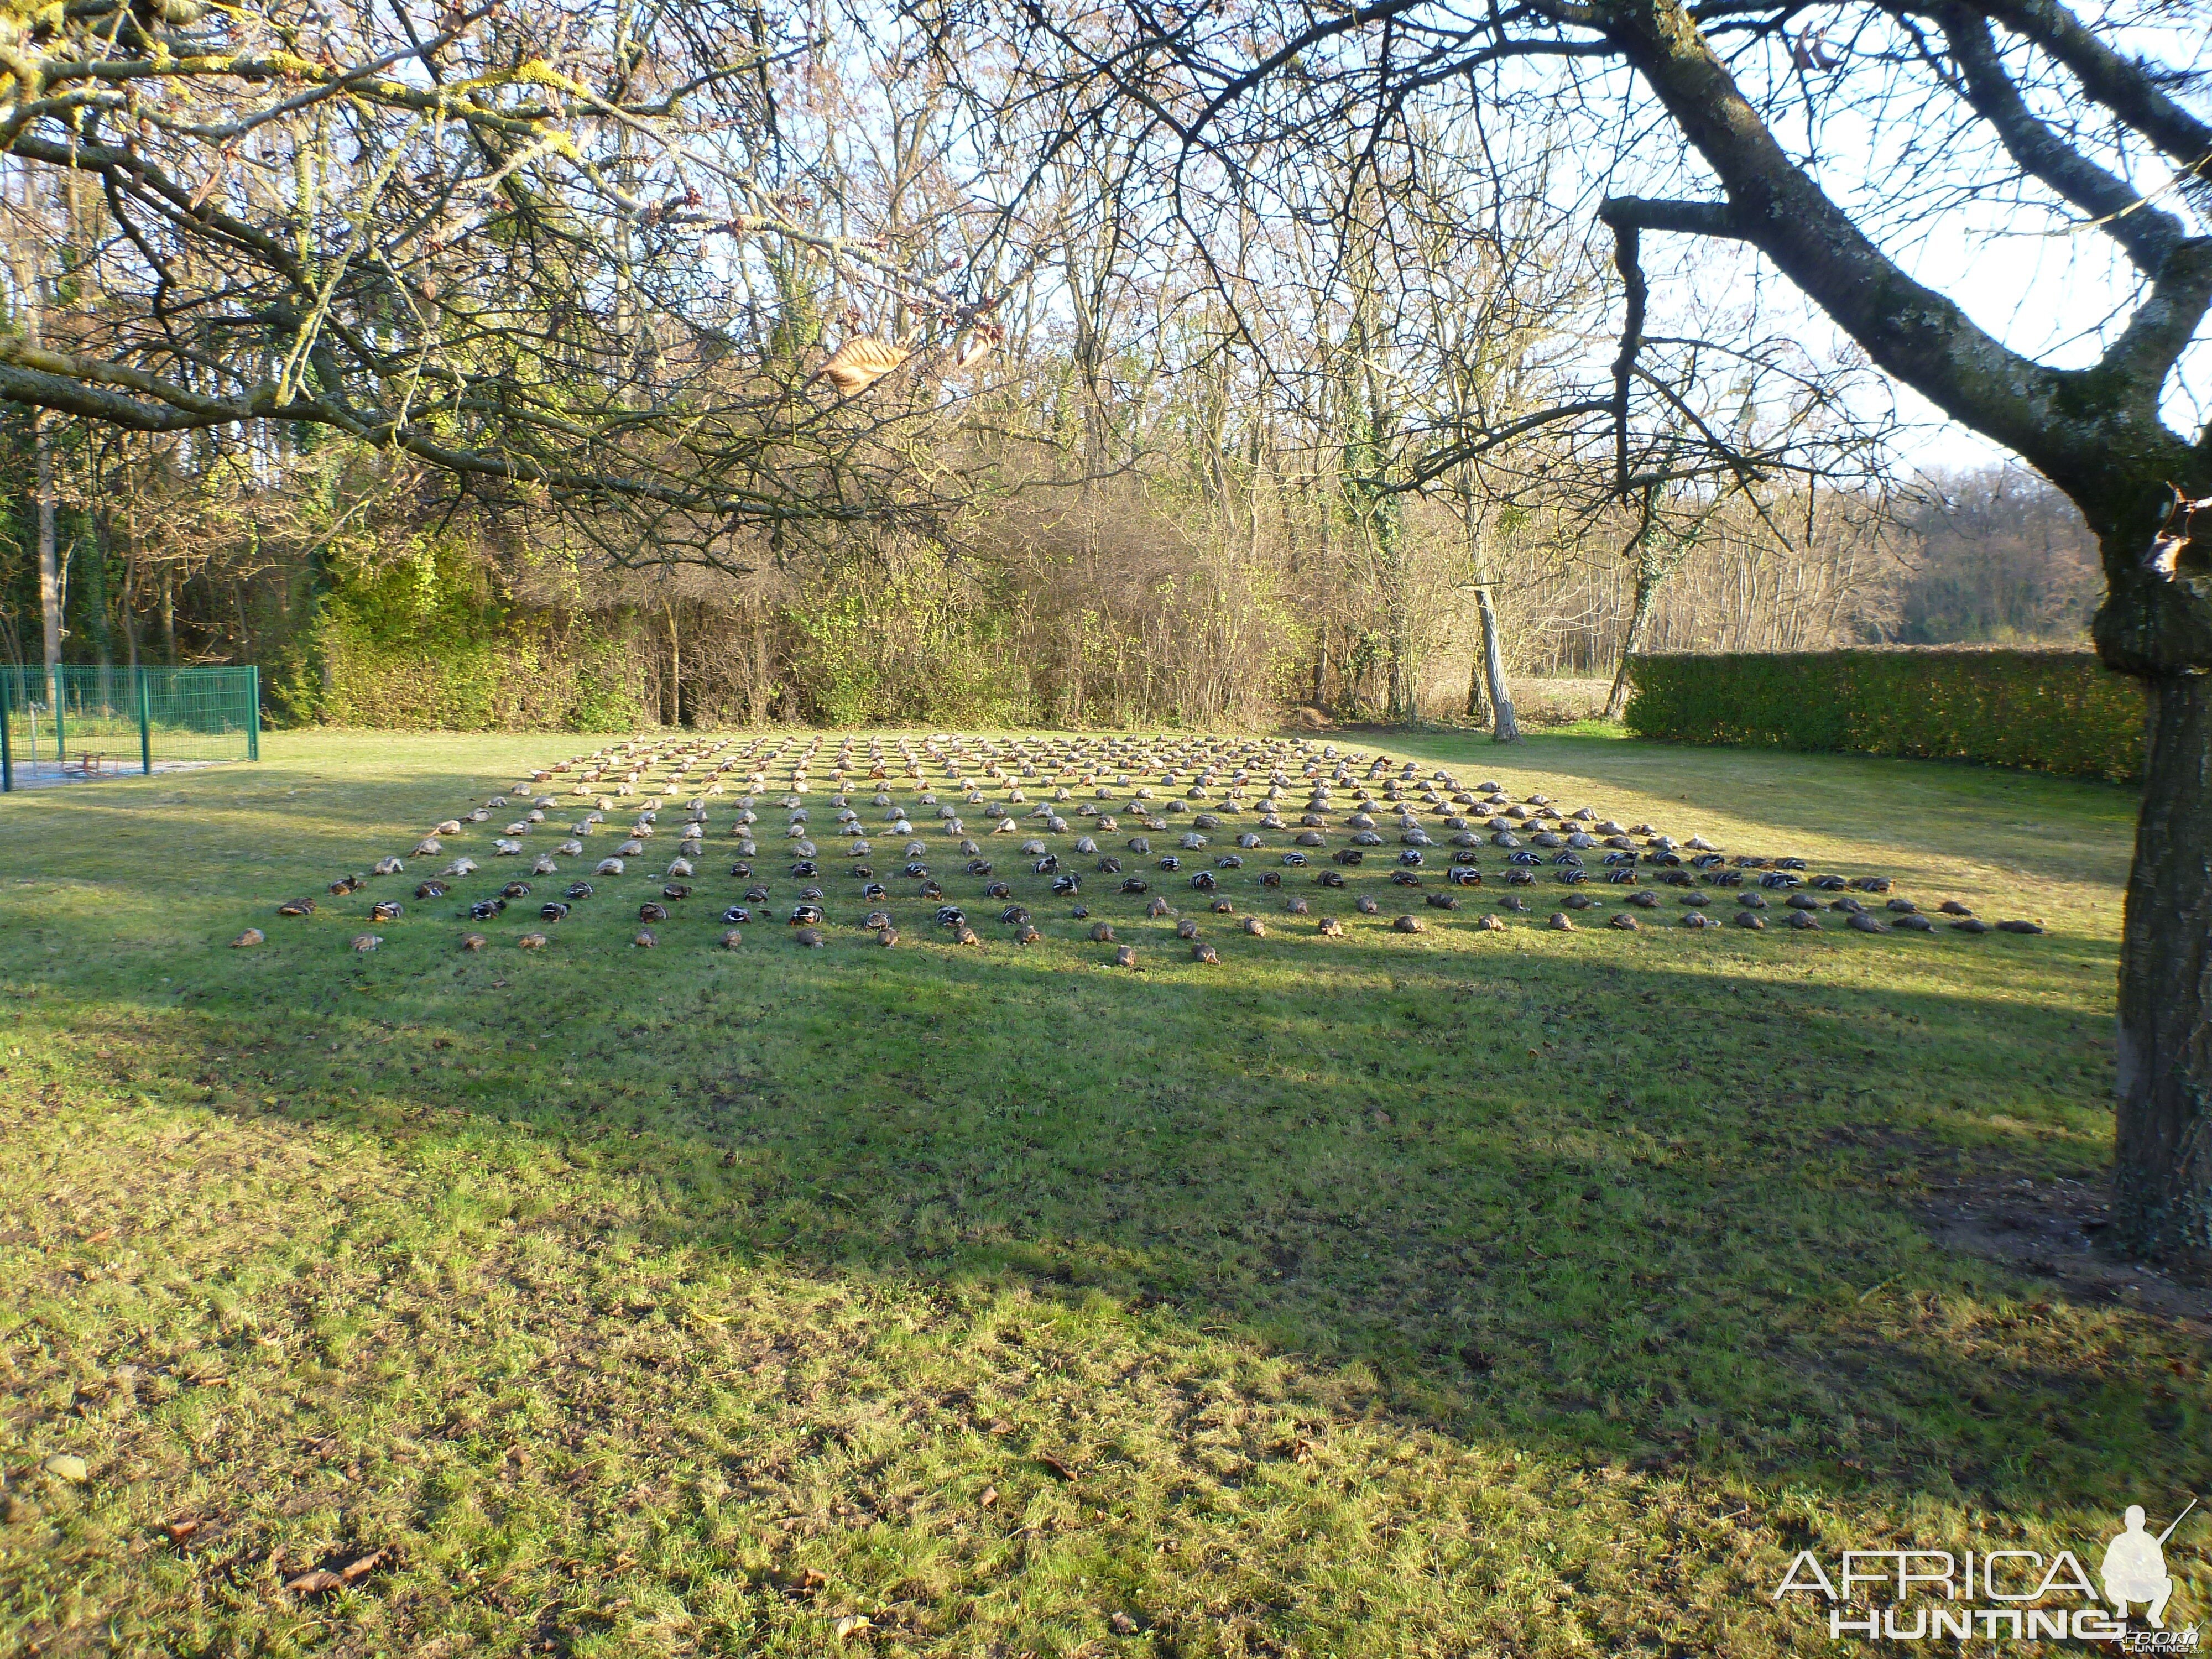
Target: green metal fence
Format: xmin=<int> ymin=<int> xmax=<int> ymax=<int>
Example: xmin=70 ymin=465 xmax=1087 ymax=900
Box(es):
xmin=0 ymin=664 xmax=260 ymax=790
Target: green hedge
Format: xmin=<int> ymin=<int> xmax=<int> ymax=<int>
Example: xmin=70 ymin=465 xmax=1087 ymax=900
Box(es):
xmin=1623 ymin=649 xmax=2146 ymax=783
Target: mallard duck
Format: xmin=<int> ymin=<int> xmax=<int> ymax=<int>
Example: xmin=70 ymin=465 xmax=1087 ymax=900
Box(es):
xmin=634 ymin=928 xmax=659 ymax=948
xmin=594 ymin=858 xmax=625 ymax=877
xmin=1626 ymin=890 xmax=1660 ymax=909
xmin=442 ymin=858 xmax=480 ymax=877
xmin=1427 ymin=893 xmax=1463 ymax=911
xmin=1731 ymin=910 xmax=1765 ymax=931
xmin=469 ymin=899 xmax=506 ymax=920
xmin=1938 ymin=899 xmax=1974 ymax=916
xmin=278 ymin=898 xmax=317 ymax=917
xmin=1895 ymin=913 xmax=1935 ymax=932
xmin=351 ymin=933 xmax=383 ymax=952
xmin=1846 ymin=912 xmax=1889 ymax=933
xmin=876 ymin=926 xmax=899 ymax=947
xmin=371 ymin=900 xmax=404 ymax=922
xmin=1392 ymin=914 xmax=1426 ymax=933
xmin=1088 ymin=921 xmax=1117 ymax=943
xmin=1114 ymin=943 xmax=1138 ymax=968
xmin=1996 ymin=919 xmax=2046 ymax=934
xmin=232 ymin=928 xmax=265 ymax=948
xmin=794 ymin=926 xmax=826 ymax=948
xmin=1191 ymin=941 xmax=1220 ymax=963
xmin=1241 ymin=916 xmax=1267 ymax=936
xmin=1952 ymin=917 xmax=1992 ymax=935
xmin=415 ymin=880 xmax=450 ymax=900
xmin=1317 ymin=916 xmax=1345 ymax=936
xmin=540 ymin=902 xmax=571 ymax=922
xmin=662 ymin=883 xmax=692 ymax=900
xmin=460 ymin=931 xmax=488 ymax=951
xmin=518 ymin=932 xmax=549 ymax=950
xmin=1681 ymin=911 xmax=1715 ymax=930
xmin=1474 ymin=912 xmax=1506 ymax=932
xmin=1786 ymin=909 xmax=1820 ymax=930
xmin=501 ymin=881 xmax=532 ymax=900
xmin=329 ymin=874 xmax=366 ymax=896
xmin=1014 ymin=924 xmax=1040 ymax=945
xmin=413 ymin=838 xmax=445 ymax=858
xmin=374 ymin=857 xmax=405 ymax=877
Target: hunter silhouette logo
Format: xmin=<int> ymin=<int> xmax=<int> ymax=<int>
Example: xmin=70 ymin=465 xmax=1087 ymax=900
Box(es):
xmin=2104 ymin=1501 xmax=2194 ymax=1630
xmin=1772 ymin=1499 xmax=2199 ymax=1642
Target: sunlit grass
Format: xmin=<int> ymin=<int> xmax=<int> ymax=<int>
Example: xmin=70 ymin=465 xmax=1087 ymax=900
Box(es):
xmin=2 ymin=727 xmax=2199 ymax=1657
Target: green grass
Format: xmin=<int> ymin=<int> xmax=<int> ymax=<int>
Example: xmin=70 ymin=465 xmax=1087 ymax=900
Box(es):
xmin=2 ymin=727 xmax=2202 ymax=1657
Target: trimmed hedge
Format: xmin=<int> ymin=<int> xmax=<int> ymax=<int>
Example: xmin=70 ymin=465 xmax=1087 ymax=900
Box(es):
xmin=1623 ymin=649 xmax=2146 ymax=783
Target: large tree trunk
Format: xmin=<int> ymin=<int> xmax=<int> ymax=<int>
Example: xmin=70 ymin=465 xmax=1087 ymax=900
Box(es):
xmin=1603 ymin=577 xmax=1658 ymax=721
xmin=2114 ymin=672 xmax=2212 ymax=1261
xmin=1475 ymin=584 xmax=1519 ymax=743
xmin=34 ymin=410 xmax=60 ymax=708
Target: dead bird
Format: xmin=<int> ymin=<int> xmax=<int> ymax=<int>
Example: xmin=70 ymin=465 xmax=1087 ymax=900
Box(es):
xmin=415 ymin=880 xmax=450 ymax=900
xmin=876 ymin=926 xmax=900 ymax=947
xmin=1089 ymin=922 xmax=1118 ymax=943
xmin=1786 ymin=910 xmax=1821 ymax=931
xmin=1938 ymin=899 xmax=1974 ymax=916
xmin=1114 ymin=944 xmax=1139 ymax=968
xmin=1626 ymin=890 xmax=1660 ymax=909
xmin=1176 ymin=917 xmax=1201 ymax=940
xmin=1475 ymin=913 xmax=1506 ymax=932
xmin=1951 ymin=917 xmax=1992 ymax=935
xmin=1731 ymin=910 xmax=1765 ymax=931
xmin=1191 ymin=940 xmax=1220 ymax=963
xmin=639 ymin=901 xmax=670 ymax=924
xmin=794 ymin=926 xmax=826 ymax=948
xmin=461 ymin=932 xmax=489 ymax=951
xmin=634 ymin=928 xmax=659 ymax=948
xmin=1996 ymin=919 xmax=2046 ymax=934
xmin=1355 ymin=895 xmax=1381 ymax=915
xmin=1317 ymin=916 xmax=1344 ymax=937
xmin=373 ymin=857 xmax=405 ymax=877
xmin=1681 ymin=911 xmax=1716 ymax=930
xmin=1392 ymin=914 xmax=1426 ymax=933
xmin=1608 ymin=912 xmax=1639 ymax=931
xmin=278 ymin=898 xmax=317 ymax=917
xmin=1546 ymin=912 xmax=1575 ymax=932
xmin=371 ymin=900 xmax=404 ymax=922
xmin=518 ymin=932 xmax=549 ymax=950
xmin=1846 ymin=912 xmax=1890 ymax=933
xmin=232 ymin=928 xmax=265 ymax=948
xmin=1895 ymin=913 xmax=1935 ymax=932
xmin=329 ymin=875 xmax=366 ymax=896
xmin=1498 ymin=894 xmax=1531 ymax=914
xmin=350 ymin=933 xmax=383 ymax=952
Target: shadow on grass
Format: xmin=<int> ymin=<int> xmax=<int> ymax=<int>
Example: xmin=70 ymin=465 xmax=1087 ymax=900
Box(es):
xmin=50 ymin=914 xmax=2186 ymax=1525
xmin=7 ymin=735 xmax=2191 ymax=1543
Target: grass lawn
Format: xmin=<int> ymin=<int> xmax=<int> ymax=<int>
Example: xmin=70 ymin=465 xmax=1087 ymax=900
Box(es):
xmin=3 ymin=726 xmax=2203 ymax=1657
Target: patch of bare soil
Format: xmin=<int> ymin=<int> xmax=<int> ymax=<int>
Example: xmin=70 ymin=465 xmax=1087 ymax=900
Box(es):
xmin=1918 ymin=1174 xmax=2212 ymax=1335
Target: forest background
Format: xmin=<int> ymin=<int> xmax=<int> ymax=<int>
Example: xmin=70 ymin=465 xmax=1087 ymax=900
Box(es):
xmin=0 ymin=9 xmax=2114 ymax=735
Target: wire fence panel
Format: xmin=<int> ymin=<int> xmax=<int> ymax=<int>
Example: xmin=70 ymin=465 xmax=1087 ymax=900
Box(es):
xmin=1 ymin=665 xmax=260 ymax=790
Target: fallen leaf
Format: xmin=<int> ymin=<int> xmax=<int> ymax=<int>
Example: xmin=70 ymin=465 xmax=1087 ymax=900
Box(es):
xmin=285 ymin=1568 xmax=345 ymax=1594
xmin=1110 ymin=1610 xmax=1140 ymax=1635
xmin=1036 ymin=1454 xmax=1078 ymax=1482
xmin=978 ymin=1485 xmax=998 ymax=1508
xmin=340 ymin=1549 xmax=386 ymax=1582
xmin=832 ymin=1614 xmax=873 ymax=1638
xmin=165 ymin=1518 xmax=202 ymax=1543
xmin=84 ymin=1227 xmax=117 ymax=1245
xmin=1291 ymin=1438 xmax=1315 ymax=1464
xmin=42 ymin=1453 xmax=88 ymax=1482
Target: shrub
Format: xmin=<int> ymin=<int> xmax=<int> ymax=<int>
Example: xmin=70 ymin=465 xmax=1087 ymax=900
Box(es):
xmin=1623 ymin=649 xmax=2146 ymax=783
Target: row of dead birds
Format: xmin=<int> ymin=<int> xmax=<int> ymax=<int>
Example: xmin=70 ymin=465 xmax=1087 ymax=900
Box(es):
xmin=244 ymin=732 xmax=2048 ymax=951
